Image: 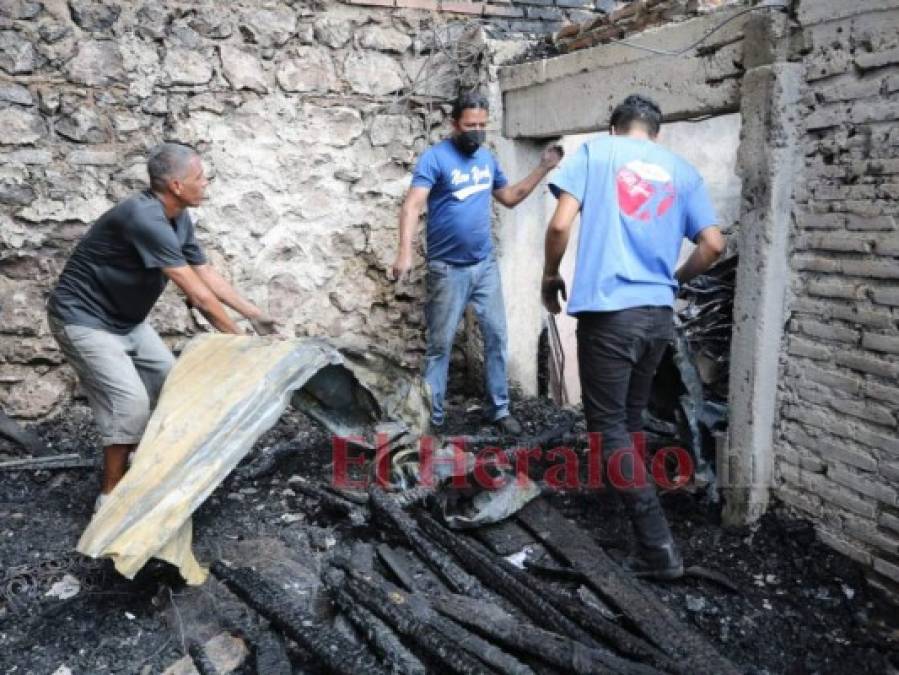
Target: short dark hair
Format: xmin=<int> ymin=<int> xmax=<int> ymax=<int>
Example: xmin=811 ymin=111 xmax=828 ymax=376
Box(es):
xmin=452 ymin=90 xmax=489 ymax=120
xmin=147 ymin=142 xmax=198 ymax=192
xmin=609 ymin=94 xmax=662 ymax=136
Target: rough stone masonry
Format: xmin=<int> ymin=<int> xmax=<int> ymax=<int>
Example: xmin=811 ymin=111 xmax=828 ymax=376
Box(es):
xmin=0 ymin=0 xmax=617 ymax=419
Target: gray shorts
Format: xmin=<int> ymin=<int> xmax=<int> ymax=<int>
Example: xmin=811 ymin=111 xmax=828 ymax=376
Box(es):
xmin=48 ymin=312 xmax=175 ymax=446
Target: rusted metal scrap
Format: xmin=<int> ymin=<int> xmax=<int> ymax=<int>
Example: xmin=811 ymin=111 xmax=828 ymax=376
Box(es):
xmin=516 ymin=499 xmax=741 ymax=675
xmin=210 ymin=562 xmax=386 ymax=675
xmin=333 ymin=562 xmax=494 ymax=675
xmin=369 ymin=487 xmax=481 ymax=595
xmin=434 ymin=594 xmax=664 ymax=675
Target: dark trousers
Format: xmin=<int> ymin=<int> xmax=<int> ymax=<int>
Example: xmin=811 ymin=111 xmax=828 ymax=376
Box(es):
xmin=577 ymin=306 xmax=675 ymax=549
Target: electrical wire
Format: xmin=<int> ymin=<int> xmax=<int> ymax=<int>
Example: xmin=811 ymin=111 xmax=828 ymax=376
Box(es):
xmin=595 ymin=0 xmax=790 ymax=57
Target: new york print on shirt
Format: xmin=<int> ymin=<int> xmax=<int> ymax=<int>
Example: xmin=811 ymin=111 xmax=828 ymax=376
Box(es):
xmin=451 ymin=165 xmax=493 ymax=201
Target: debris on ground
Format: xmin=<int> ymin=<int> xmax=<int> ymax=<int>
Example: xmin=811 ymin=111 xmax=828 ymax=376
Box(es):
xmin=2 ymin=395 xmax=898 ymax=673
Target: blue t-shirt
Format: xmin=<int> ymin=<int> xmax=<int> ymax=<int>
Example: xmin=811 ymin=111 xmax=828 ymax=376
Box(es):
xmin=549 ymin=136 xmax=718 ymax=314
xmin=411 ymin=139 xmax=509 ymax=265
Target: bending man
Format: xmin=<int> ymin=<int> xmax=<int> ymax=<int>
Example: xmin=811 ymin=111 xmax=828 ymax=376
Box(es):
xmin=47 ymin=142 xmax=277 ymax=507
xmin=542 ymin=95 xmax=725 ymax=579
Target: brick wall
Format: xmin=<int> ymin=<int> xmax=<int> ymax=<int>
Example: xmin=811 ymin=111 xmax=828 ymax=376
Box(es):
xmin=775 ymin=0 xmax=899 ymax=591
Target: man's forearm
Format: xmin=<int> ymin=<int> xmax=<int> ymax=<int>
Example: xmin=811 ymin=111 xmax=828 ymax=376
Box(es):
xmin=196 ymin=302 xmax=241 ymax=334
xmin=675 ymin=242 xmax=722 ymax=285
xmin=397 ymin=204 xmax=418 ymax=255
xmin=544 ymin=227 xmax=569 ymax=276
xmin=195 ymin=266 xmax=261 ymax=320
xmin=504 ymin=165 xmax=551 ymax=208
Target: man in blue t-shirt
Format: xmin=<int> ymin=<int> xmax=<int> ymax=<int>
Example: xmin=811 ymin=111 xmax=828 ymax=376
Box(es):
xmin=542 ymin=95 xmax=725 ymax=580
xmin=392 ymin=91 xmax=562 ymax=434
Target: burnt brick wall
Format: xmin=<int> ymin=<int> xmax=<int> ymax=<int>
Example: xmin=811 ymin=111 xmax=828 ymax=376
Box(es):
xmin=774 ymin=0 xmax=899 ymax=591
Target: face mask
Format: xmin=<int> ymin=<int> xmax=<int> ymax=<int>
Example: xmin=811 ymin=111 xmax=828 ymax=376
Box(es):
xmin=454 ymin=130 xmax=486 ymax=155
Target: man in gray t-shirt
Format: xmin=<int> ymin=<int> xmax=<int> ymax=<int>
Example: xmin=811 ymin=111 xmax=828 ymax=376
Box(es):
xmin=48 ymin=143 xmax=277 ymax=508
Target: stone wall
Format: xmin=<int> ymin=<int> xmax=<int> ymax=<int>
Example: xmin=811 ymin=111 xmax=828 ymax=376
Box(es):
xmin=0 ymin=0 xmax=631 ymax=419
xmin=774 ymin=0 xmax=899 ymax=592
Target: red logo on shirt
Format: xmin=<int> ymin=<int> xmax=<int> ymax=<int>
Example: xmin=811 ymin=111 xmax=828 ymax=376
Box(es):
xmin=616 ymin=161 xmax=675 ymax=222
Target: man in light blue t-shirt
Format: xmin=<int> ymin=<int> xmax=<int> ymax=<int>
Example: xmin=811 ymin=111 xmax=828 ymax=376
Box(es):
xmin=542 ymin=94 xmax=725 ymax=580
xmin=392 ymin=91 xmax=562 ymax=433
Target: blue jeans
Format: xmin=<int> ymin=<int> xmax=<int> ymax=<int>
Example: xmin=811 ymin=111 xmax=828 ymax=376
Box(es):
xmin=424 ymin=256 xmax=510 ymax=425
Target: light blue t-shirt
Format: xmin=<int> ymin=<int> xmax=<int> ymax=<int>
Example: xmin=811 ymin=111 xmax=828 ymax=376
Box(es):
xmin=549 ymin=136 xmax=718 ymax=314
xmin=411 ymin=139 xmax=509 ymax=265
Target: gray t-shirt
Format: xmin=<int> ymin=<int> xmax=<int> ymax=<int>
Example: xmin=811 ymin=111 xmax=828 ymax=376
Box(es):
xmin=49 ymin=190 xmax=207 ymax=334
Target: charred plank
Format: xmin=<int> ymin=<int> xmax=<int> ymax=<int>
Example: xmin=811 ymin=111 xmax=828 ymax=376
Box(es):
xmin=253 ymin=629 xmax=292 ymax=675
xmin=324 ymin=569 xmax=427 ymax=675
xmin=210 ymin=561 xmax=385 ymax=675
xmin=416 ymin=511 xmax=597 ymax=647
xmin=334 ymin=562 xmax=496 ymax=675
xmin=434 ymin=594 xmax=664 ymax=675
xmin=0 ymin=411 xmax=48 ymax=456
xmin=293 ymin=479 xmax=369 ymax=525
xmin=369 ymin=487 xmax=480 ymax=595
xmin=517 ymin=499 xmax=741 ymax=675
xmin=495 ymin=550 xmax=678 ymax=672
xmin=187 ymin=641 xmax=219 ymax=675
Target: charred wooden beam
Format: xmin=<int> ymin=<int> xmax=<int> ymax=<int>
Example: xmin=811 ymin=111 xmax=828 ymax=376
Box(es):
xmin=253 ymin=629 xmax=292 ymax=675
xmin=416 ymin=511 xmax=597 ymax=647
xmin=434 ymin=594 xmax=664 ymax=675
xmin=324 ymin=569 xmax=427 ymax=675
xmin=0 ymin=411 xmax=48 ymax=456
xmin=187 ymin=641 xmax=219 ymax=675
xmin=504 ymin=567 xmax=681 ymax=674
xmin=0 ymin=454 xmax=96 ymax=472
xmin=333 ymin=562 xmax=496 ymax=675
xmin=422 ymin=604 xmax=535 ymax=675
xmin=369 ymin=487 xmax=480 ymax=595
xmin=292 ymin=479 xmax=369 ymax=525
xmin=517 ymin=499 xmax=741 ymax=675
xmin=377 ymin=543 xmax=422 ymax=592
xmin=210 ymin=562 xmax=386 ymax=675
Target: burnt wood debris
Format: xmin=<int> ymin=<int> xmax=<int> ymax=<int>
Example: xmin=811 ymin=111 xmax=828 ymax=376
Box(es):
xmin=204 ymin=486 xmax=742 ymax=674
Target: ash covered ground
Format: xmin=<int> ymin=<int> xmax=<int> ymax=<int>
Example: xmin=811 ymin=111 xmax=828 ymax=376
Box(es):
xmin=1 ymin=396 xmax=898 ymax=674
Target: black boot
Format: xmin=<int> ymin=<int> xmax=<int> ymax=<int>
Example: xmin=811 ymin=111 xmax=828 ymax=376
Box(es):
xmin=618 ymin=485 xmax=684 ymax=581
xmin=622 ymin=540 xmax=684 ymax=580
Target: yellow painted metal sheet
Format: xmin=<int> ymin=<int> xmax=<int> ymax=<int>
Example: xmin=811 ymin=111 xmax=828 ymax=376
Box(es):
xmin=76 ymin=334 xmax=428 ymax=584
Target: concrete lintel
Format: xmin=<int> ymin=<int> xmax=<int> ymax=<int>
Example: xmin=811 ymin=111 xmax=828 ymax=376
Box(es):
xmin=797 ymin=0 xmax=899 ymax=26
xmin=720 ymin=60 xmax=804 ymax=526
xmin=501 ymin=39 xmax=744 ymax=139
xmin=498 ymin=6 xmax=750 ymax=93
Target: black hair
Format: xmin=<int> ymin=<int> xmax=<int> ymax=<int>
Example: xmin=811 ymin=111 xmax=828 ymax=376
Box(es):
xmin=452 ymin=90 xmax=489 ymax=120
xmin=609 ymin=94 xmax=663 ymax=136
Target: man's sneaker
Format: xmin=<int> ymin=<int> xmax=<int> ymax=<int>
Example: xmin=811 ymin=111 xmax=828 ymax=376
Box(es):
xmin=622 ymin=541 xmax=684 ymax=581
xmin=494 ymin=414 xmax=522 ymax=436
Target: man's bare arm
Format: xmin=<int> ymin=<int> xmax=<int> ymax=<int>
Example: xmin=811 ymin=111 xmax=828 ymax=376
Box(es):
xmin=541 ymin=192 xmax=581 ymax=314
xmin=675 ymin=227 xmax=726 ymax=285
xmin=192 ymin=264 xmax=278 ymax=335
xmin=163 ymin=265 xmax=241 ymax=334
xmin=493 ymin=145 xmax=563 ymax=209
xmin=391 ymin=186 xmax=430 ymax=282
